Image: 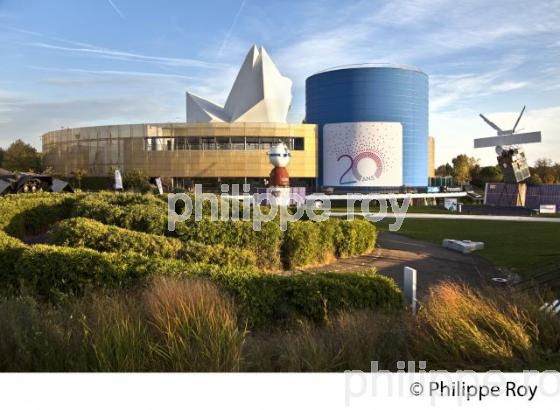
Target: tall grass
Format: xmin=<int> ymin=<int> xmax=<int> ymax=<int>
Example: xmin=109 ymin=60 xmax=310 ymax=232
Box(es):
xmin=415 ymin=282 xmax=535 ymax=370
xmin=144 ymin=278 xmax=245 ymax=371
xmin=242 ymin=310 xmax=412 ymax=372
xmin=1 ymin=280 xmax=560 ymax=371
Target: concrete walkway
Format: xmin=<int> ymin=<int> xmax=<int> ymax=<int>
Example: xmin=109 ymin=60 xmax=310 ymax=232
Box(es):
xmin=306 ymin=232 xmax=500 ymax=297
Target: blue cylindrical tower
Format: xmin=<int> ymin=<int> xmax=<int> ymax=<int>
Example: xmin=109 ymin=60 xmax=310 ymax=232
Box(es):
xmin=305 ymin=65 xmax=429 ymax=188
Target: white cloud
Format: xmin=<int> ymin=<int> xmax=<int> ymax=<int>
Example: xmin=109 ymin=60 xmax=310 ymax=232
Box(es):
xmin=24 ymin=42 xmax=224 ymax=70
xmin=107 ymin=0 xmax=126 ymax=20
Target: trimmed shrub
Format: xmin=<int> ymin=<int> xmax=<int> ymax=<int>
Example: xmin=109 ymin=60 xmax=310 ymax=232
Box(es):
xmin=207 ymin=269 xmax=403 ymax=328
xmin=282 ymin=221 xmax=324 ymax=269
xmin=50 ymin=217 xmax=183 ymax=258
xmin=282 ymin=219 xmax=377 ymax=269
xmin=0 ymin=193 xmax=77 ymax=237
xmin=334 ymin=219 xmax=377 ymax=257
xmin=180 ymin=240 xmax=257 ymax=269
xmin=175 ymin=218 xmax=283 ymax=270
xmin=72 ymin=195 xmax=168 ymax=235
xmin=50 ymin=218 xmax=257 ymax=269
xmin=12 ymin=245 xmax=188 ymax=301
xmin=0 ymin=231 xmax=27 ymax=291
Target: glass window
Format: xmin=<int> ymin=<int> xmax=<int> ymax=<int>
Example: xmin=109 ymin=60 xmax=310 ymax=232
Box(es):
xmin=246 ymin=137 xmax=259 ymax=150
xmin=190 ymin=137 xmax=201 ymax=150
xmin=294 ymin=138 xmax=305 ymax=150
xmin=260 ymin=138 xmax=274 ymax=150
xmin=202 ymin=137 xmax=215 ymax=150
xmin=215 ymin=137 xmax=229 ymax=150
xmin=231 ymin=137 xmax=245 ymax=150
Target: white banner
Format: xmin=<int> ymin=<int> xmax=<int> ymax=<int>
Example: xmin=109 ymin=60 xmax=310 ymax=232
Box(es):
xmin=323 ymin=122 xmax=403 ymax=188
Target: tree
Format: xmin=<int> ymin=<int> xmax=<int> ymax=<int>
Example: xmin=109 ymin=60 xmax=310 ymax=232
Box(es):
xmin=435 ymin=163 xmax=453 ymax=176
xmin=2 ymin=139 xmax=42 ymax=172
xmin=471 ymin=165 xmax=502 ymax=188
xmin=532 ymin=158 xmax=559 ymax=184
xmin=71 ymin=168 xmax=88 ymax=190
xmin=123 ymin=169 xmax=153 ymax=193
xmin=451 ymin=154 xmax=478 ymax=185
xmin=0 ymin=147 xmax=4 ymax=168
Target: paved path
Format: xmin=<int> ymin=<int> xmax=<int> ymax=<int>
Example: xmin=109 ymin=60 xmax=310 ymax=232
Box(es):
xmin=306 ymin=232 xmax=500 ymax=297
xmin=327 ymin=212 xmax=560 ymax=223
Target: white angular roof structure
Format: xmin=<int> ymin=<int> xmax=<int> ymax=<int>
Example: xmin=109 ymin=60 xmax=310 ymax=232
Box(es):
xmin=186 ymin=45 xmax=292 ymax=123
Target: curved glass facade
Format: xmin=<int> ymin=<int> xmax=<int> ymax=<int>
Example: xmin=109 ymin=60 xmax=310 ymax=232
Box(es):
xmin=306 ymin=66 xmax=429 ymax=187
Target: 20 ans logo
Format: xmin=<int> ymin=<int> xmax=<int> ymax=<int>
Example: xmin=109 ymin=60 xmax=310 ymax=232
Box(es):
xmin=337 ymin=151 xmax=384 ymax=185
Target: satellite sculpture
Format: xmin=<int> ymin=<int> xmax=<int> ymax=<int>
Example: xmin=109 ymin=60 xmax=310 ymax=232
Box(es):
xmin=474 ymin=106 xmax=542 ymax=206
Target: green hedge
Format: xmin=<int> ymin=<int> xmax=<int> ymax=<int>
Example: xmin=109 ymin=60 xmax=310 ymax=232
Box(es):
xmin=50 ymin=217 xmax=257 ymax=269
xmin=175 ymin=218 xmax=283 ymax=270
xmin=50 ymin=217 xmax=183 ymax=258
xmin=12 ymin=245 xmax=188 ymax=300
xmin=207 ymin=269 xmax=403 ymax=328
xmin=0 ymin=240 xmax=402 ymax=327
xmin=282 ymin=219 xmax=377 ymax=269
xmin=72 ymin=195 xmax=168 ymax=235
xmin=0 ymin=193 xmax=77 ymax=238
xmin=335 ymin=219 xmax=377 ymax=257
xmin=180 ymin=240 xmax=257 ymax=269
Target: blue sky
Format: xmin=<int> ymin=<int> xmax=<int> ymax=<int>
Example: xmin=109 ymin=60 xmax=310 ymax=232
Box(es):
xmin=0 ymin=0 xmax=559 ymax=166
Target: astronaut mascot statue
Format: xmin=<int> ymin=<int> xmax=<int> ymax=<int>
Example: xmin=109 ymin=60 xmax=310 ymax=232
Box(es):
xmin=267 ymin=143 xmax=291 ymax=207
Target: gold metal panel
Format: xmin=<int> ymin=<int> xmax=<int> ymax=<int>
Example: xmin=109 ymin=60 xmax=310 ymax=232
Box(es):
xmin=42 ymin=123 xmax=318 ymax=179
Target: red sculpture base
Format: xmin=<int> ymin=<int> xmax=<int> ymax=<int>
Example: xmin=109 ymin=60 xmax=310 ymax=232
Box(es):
xmin=270 ymin=167 xmax=289 ymax=187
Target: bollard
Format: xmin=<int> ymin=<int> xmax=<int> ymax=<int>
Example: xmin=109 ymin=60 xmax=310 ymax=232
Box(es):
xmin=403 ymin=266 xmax=417 ymax=314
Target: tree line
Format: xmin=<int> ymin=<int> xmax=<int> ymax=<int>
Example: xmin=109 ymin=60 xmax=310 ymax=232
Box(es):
xmin=0 ymin=139 xmax=43 ymax=173
xmin=436 ymin=154 xmax=560 ymax=188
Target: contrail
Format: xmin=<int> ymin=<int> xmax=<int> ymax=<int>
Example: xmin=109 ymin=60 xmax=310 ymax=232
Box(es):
xmin=217 ymin=0 xmax=247 ymax=57
xmin=107 ymin=0 xmax=126 ymax=20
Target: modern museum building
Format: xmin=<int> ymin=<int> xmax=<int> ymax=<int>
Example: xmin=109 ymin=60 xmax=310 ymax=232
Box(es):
xmin=42 ymin=45 xmax=433 ymax=192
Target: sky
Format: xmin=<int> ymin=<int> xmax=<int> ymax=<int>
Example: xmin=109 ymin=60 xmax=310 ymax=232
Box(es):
xmin=0 ymin=0 xmax=559 ymax=166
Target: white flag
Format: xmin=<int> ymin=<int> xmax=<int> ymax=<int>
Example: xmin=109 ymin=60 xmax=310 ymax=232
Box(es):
xmin=114 ymin=170 xmax=123 ymax=190
xmin=155 ymin=177 xmax=163 ymax=195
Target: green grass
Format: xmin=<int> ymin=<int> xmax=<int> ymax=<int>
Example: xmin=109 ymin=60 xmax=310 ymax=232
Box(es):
xmin=376 ymin=218 xmax=560 ymax=275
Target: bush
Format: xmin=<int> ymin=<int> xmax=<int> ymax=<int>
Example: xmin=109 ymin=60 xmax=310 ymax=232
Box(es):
xmin=175 ymin=218 xmax=283 ymax=269
xmin=72 ymin=195 xmax=168 ymax=235
xmin=180 ymin=240 xmax=257 ymax=269
xmin=282 ymin=221 xmax=326 ymax=269
xmin=0 ymin=232 xmax=27 ymax=292
xmin=50 ymin=218 xmax=257 ymax=269
xmin=50 ymin=217 xmax=183 ymax=259
xmin=12 ymin=245 xmax=188 ymax=301
xmin=0 ymin=297 xmax=87 ymax=371
xmin=209 ymin=269 xmax=403 ymax=328
xmin=282 ymin=219 xmax=377 ymax=269
xmin=0 ymin=193 xmax=77 ymax=237
xmin=334 ymin=219 xmax=377 ymax=257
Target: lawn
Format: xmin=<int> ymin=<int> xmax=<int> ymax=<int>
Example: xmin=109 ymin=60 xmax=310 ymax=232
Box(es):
xmin=376 ymin=218 xmax=560 ymax=275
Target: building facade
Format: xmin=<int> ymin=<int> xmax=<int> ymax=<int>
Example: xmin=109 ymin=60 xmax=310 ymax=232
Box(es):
xmin=428 ymin=136 xmax=435 ymax=177
xmin=42 ymin=122 xmax=317 ymax=189
xmin=305 ymin=65 xmax=429 ymax=189
xmin=41 ymin=47 xmax=434 ymax=193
